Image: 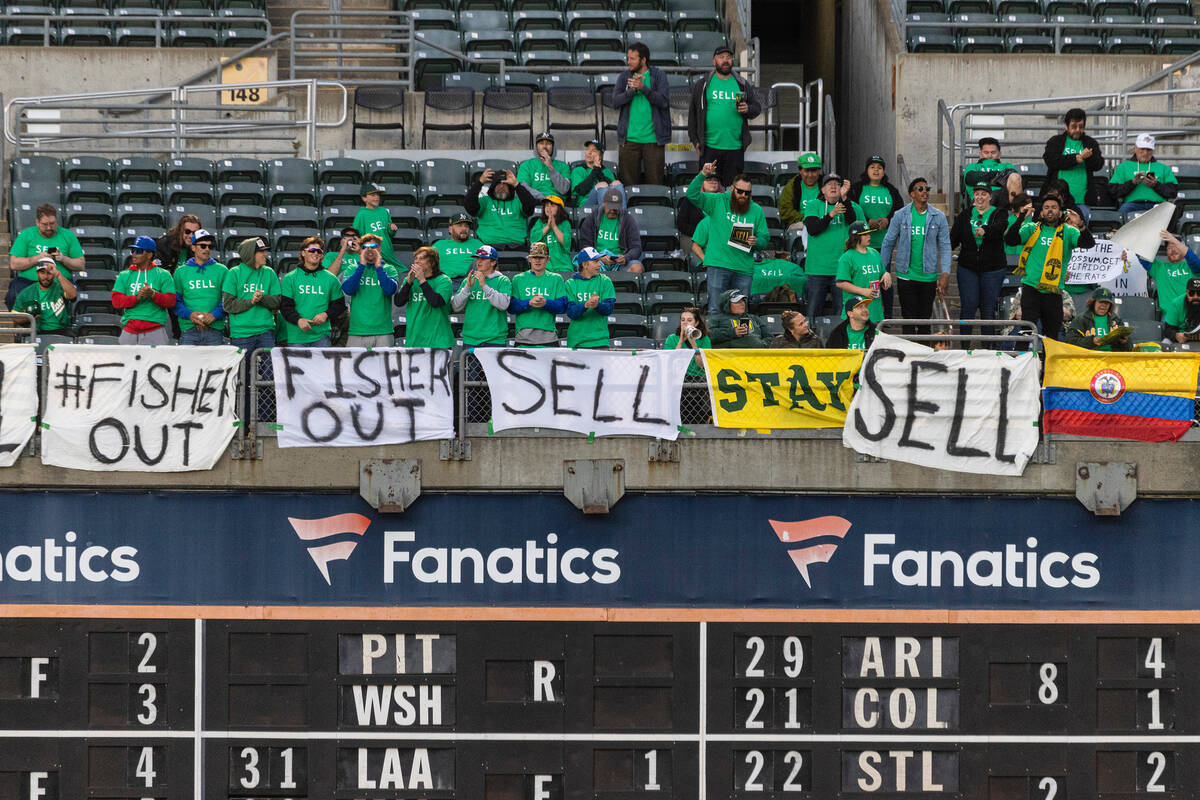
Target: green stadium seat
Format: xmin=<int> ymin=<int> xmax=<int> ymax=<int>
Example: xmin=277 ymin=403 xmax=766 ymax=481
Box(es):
xmin=946 ymin=0 xmax=992 ymax=11
xmin=397 ymin=0 xmax=457 ymax=9
xmin=606 ymin=314 xmax=650 ymax=338
xmin=1044 ymin=0 xmax=1088 ymax=13
xmin=513 ymin=0 xmax=562 ymax=9
xmin=443 ymin=71 xmax=495 ymax=92
xmin=64 ymin=157 xmax=113 ymax=184
xmin=66 ymin=203 xmax=114 ymax=228
xmin=1141 ymin=0 xmax=1192 ymax=15
xmin=1094 ymin=0 xmax=1139 ymax=13
xmin=71 ymin=226 xmax=118 ymax=250
xmin=518 ymin=49 xmax=570 ymax=67
xmin=995 ymin=0 xmax=1040 ymax=12
xmin=1170 ymin=164 xmax=1200 ymax=190
xmin=270 ymin=205 xmax=321 ymax=231
xmin=667 ymin=159 xmax=700 ymax=187
xmin=1007 ymin=32 xmax=1055 ymax=50
xmin=1047 ymin=11 xmax=1094 ymax=33
xmin=409 ymin=9 xmax=459 ymax=31
xmin=1059 ymin=33 xmax=1104 ymax=51
xmin=908 ymin=31 xmax=957 ymax=50
xmin=544 ymin=73 xmax=593 ymax=90
xmin=216 ymin=158 xmax=264 ymax=183
xmin=518 ymin=29 xmax=570 ymax=52
xmin=421 ymin=87 xmax=477 ymax=148
xmin=1156 ymin=33 xmax=1200 ymax=52
xmin=11 ymin=156 xmax=61 ymax=185
xmin=566 ymin=10 xmax=618 ymax=32
xmin=215 ymin=181 xmax=262 ymax=207
xmin=612 ymin=292 xmax=646 ymax=314
xmin=643 ymin=270 xmax=692 ymax=293
xmin=219 ymin=204 xmax=269 ymax=229
xmin=959 ymin=33 xmax=1006 ymax=50
xmin=1106 ymin=33 xmax=1155 ymax=52
xmin=117 ymin=203 xmax=166 ymax=229
xmin=625 ymin=184 xmax=674 ymax=208
xmin=64 ymin=181 xmax=112 ymax=205
xmin=368 ymin=158 xmax=419 ymax=185
xmin=316 ymin=158 xmax=365 ymax=187
xmin=574 ymin=51 xmax=625 ymax=66
xmin=61 ymin=22 xmax=115 ymax=46
xmin=321 ymin=205 xmax=358 ymax=232
xmin=675 ymin=30 xmax=727 ymax=54
xmin=1096 ymin=12 xmax=1146 ymax=33
xmin=480 ymin=85 xmax=535 ymax=146
xmin=423 ymin=204 xmax=468 ymax=230
xmin=168 ymin=203 xmax=216 ymax=228
xmin=629 ymin=206 xmax=678 ymax=251
xmin=116 ymin=181 xmax=164 ymax=205
xmin=905 ymin=0 xmax=945 ymax=10
xmin=623 ymin=10 xmax=671 ymax=30
xmin=574 ymin=29 xmax=625 ymax=54
xmin=165 ymin=157 xmax=214 ymax=183
xmin=513 ymin=9 xmax=564 ymax=31
xmin=464 ymin=30 xmax=516 ymax=53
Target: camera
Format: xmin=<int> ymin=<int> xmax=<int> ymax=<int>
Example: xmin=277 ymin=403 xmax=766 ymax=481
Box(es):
xmin=46 ymin=247 xmax=58 ymax=254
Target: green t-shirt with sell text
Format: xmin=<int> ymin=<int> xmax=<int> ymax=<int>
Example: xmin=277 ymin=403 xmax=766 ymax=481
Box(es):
xmin=663 ymin=333 xmax=711 ymax=378
xmin=596 ymin=215 xmax=621 ymax=256
xmin=434 ymin=237 xmax=484 ymax=280
xmin=402 ymin=273 xmax=455 ymax=348
xmin=686 ymin=173 xmax=768 ymax=276
xmin=510 ymin=270 xmax=567 ymax=333
xmin=626 ymin=71 xmax=656 ymax=144
xmin=802 ymin=198 xmax=864 ymax=277
xmin=846 ymin=325 xmax=867 ymax=350
xmin=15 ymin=281 xmax=71 ymax=332
xmin=113 ymin=266 xmax=175 ymax=328
xmin=346 ymin=262 xmax=400 ymax=337
xmin=222 ymin=263 xmax=282 ymax=338
xmin=462 ymin=272 xmax=512 ymax=346
xmin=569 ymin=165 xmax=617 ymax=207
xmin=322 ymin=250 xmax=360 ymax=278
xmin=1152 ymin=258 xmax=1195 ymax=327
xmin=856 ymin=185 xmax=895 ymax=249
xmin=751 ymin=257 xmax=806 ymax=297
xmin=516 ymin=157 xmax=570 ymax=199
xmin=565 ymin=273 xmax=615 ymax=348
xmin=901 ymin=209 xmax=936 ymax=283
xmin=1014 ymin=221 xmax=1083 ymax=293
xmin=475 ymin=193 xmax=529 ymax=245
xmin=704 ymin=74 xmax=743 ymax=150
xmin=173 ymin=262 xmax=229 ymax=332
xmin=281 ymin=267 xmax=343 ymax=344
xmin=1110 ymin=159 xmax=1177 ymax=205
xmin=352 ymin=206 xmax=396 ymax=263
xmin=836 ymin=248 xmax=886 ymax=322
xmin=1060 ymin=137 xmax=1088 ymax=206
xmin=528 ymin=219 xmax=573 ymax=273
xmin=10 ymin=226 xmax=84 ymax=282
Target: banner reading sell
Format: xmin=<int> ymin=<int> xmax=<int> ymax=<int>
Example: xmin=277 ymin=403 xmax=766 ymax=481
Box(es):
xmin=843 ymin=333 xmax=1041 ymax=475
xmin=41 ymin=345 xmax=242 ymax=471
xmin=271 ymin=348 xmax=455 ymax=447
xmin=474 ymin=347 xmax=693 ymax=439
xmin=0 ymin=344 xmax=37 ymax=467
xmin=700 ymin=349 xmax=863 ymax=429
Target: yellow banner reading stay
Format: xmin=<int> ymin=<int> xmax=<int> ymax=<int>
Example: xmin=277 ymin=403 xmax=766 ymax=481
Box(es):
xmin=700 ymin=348 xmax=864 ymax=429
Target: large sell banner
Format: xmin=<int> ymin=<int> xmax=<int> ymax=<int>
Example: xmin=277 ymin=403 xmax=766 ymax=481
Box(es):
xmin=473 ymin=347 xmax=693 ymax=439
xmin=271 ymin=347 xmax=455 ymax=447
xmin=41 ymin=345 xmax=242 ymax=471
xmin=0 ymin=344 xmax=37 ymax=467
xmin=701 ymin=348 xmax=863 ymax=429
xmin=843 ymin=333 xmax=1042 ymax=476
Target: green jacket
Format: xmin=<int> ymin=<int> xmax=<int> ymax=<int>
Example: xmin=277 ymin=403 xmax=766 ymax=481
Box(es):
xmin=708 ymin=289 xmax=768 ymax=348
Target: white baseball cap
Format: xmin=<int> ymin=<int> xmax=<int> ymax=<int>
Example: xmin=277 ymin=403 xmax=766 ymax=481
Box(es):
xmin=1135 ymin=133 xmax=1155 ymax=149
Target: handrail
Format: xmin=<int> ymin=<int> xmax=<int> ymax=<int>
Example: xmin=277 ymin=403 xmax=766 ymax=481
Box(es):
xmin=876 ymin=318 xmax=1039 ymax=344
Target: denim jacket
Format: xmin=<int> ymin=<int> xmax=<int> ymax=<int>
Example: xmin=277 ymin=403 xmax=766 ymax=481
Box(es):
xmin=880 ymin=202 xmax=952 ymax=277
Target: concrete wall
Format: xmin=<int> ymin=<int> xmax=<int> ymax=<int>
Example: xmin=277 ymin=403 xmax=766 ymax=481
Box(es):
xmin=839 ymin=0 xmax=901 ymax=179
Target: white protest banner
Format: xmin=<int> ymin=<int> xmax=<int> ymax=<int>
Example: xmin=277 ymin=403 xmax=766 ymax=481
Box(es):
xmin=42 ymin=345 xmax=241 ymax=471
xmin=842 ymin=333 xmax=1041 ymax=476
xmin=0 ymin=344 xmax=37 ymax=467
xmin=1111 ymin=201 xmax=1176 ymax=261
xmin=473 ymin=347 xmax=693 ymax=439
xmin=1101 ymin=250 xmax=1148 ymax=297
xmin=271 ymin=347 xmax=454 ymax=447
xmin=1067 ymin=239 xmax=1126 ymax=284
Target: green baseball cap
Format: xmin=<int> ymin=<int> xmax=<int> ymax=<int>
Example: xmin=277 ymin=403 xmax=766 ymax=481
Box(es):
xmin=797 ymin=152 xmax=821 ymax=169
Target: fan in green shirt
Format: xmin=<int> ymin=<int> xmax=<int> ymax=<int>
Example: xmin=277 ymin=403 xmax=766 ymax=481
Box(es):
xmin=802 ymin=177 xmax=864 ymax=277
xmin=1111 ymin=137 xmax=1178 ymax=211
xmin=1004 ymin=201 xmax=1092 ymax=294
xmin=433 ymin=213 xmax=484 ymax=280
xmin=112 ymin=247 xmax=177 ymax=331
xmin=515 ymin=132 xmax=571 ymax=199
xmin=323 ymin=227 xmax=362 ymax=278
xmin=663 ymin=307 xmax=711 ymax=379
xmin=510 ymin=243 xmax=568 ymax=346
xmin=467 ymin=169 xmax=536 ymax=248
xmin=685 ymin=167 xmax=769 ymax=277
xmin=15 ymin=258 xmax=76 ymax=333
xmin=173 ymin=253 xmax=229 ymax=337
xmin=353 ymin=183 xmax=399 ymax=266
xmin=9 ymin=208 xmax=85 ymax=283
xmin=751 ymin=256 xmax=806 ymax=298
xmin=570 ymin=140 xmax=620 ymax=207
xmin=450 ymin=245 xmax=512 ymax=346
xmin=703 ymin=72 xmax=744 ymax=151
xmin=221 ymin=239 xmax=283 ymax=340
xmin=1144 ymin=231 xmax=1200 ymax=327
xmin=394 ymin=246 xmax=455 ymax=348
xmin=341 ymin=234 xmax=400 ymax=343
xmin=564 ymin=247 xmax=616 ymax=348
xmin=962 ymin=138 xmax=1017 ymax=203
xmin=279 ymin=237 xmax=346 ymax=346
xmin=835 ymin=222 xmax=890 ymax=322
xmin=528 ymin=197 xmax=573 ymax=273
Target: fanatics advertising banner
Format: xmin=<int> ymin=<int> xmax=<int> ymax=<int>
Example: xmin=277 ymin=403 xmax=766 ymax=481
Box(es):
xmin=701 ymin=348 xmax=863 ymax=429
xmin=270 ymin=347 xmax=455 ymax=448
xmin=474 ymin=347 xmax=693 ymax=439
xmin=0 ymin=344 xmax=37 ymax=467
xmin=41 ymin=345 xmax=242 ymax=471
xmin=842 ymin=333 xmax=1041 ymax=476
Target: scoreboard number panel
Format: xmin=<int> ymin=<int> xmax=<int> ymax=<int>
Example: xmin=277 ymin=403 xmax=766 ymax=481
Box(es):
xmin=4 ymin=620 xmax=1200 ymax=797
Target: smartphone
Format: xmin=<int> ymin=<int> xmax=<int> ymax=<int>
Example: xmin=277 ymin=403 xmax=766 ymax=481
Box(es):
xmin=46 ymin=247 xmax=58 ymax=254
xmin=739 ymin=316 xmax=750 ymax=327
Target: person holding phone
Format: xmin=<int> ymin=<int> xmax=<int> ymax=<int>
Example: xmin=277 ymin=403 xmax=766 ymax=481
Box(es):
xmin=1110 ymin=133 xmax=1178 ymax=217
xmin=709 ymin=289 xmax=766 ymax=348
xmin=464 ymin=167 xmax=537 ymax=251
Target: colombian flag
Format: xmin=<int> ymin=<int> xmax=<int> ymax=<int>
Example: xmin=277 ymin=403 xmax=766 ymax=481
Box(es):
xmin=1042 ymin=338 xmax=1200 ymax=441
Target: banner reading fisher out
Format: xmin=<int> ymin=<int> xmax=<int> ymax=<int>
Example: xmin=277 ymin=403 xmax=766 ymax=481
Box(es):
xmin=473 ymin=347 xmax=693 ymax=439
xmin=843 ymin=333 xmax=1041 ymax=476
xmin=271 ymin=348 xmax=454 ymax=447
xmin=42 ymin=344 xmax=241 ymax=471
xmin=0 ymin=344 xmax=37 ymax=467
xmin=701 ymin=348 xmax=863 ymax=429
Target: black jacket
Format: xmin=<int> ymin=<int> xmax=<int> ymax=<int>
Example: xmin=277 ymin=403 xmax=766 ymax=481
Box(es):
xmin=826 ymin=319 xmax=877 ymax=350
xmin=687 ymin=72 xmax=761 ymax=151
xmin=463 ymin=180 xmax=536 ymax=220
xmin=949 ymin=205 xmax=1008 ymax=273
xmin=1042 ymin=131 xmax=1104 ymax=205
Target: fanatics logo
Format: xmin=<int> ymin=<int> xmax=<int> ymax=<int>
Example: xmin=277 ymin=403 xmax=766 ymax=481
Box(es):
xmin=289 ymin=513 xmax=371 ymax=584
xmin=1089 ymin=368 xmax=1125 ymax=404
xmin=770 ymin=516 xmax=851 ymax=588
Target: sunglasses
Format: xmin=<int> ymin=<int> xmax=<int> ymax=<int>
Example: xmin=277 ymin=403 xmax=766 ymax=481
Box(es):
xmin=361 ymin=243 xmax=380 ymax=249
xmin=912 ymin=186 xmax=930 ymax=192
xmin=1189 ymin=291 xmax=1200 ymax=297
xmin=194 ymin=243 xmax=212 ymax=248
xmin=130 ymin=248 xmax=149 ymax=254
xmin=732 ymin=188 xmax=751 ymax=196
xmin=304 ymin=247 xmax=324 ymax=254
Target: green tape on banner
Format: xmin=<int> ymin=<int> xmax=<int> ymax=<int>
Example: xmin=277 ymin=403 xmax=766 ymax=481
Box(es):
xmin=677 ymin=425 xmax=692 ymax=436
xmin=232 ymin=421 xmax=243 ymax=428
xmin=268 ymin=423 xmax=283 ymax=430
xmin=487 ymin=419 xmax=494 ymax=436
xmin=39 ymin=422 xmax=49 ymax=429
xmin=587 ymin=432 xmax=596 ymax=443
xmin=46 ymin=344 xmax=54 ymax=350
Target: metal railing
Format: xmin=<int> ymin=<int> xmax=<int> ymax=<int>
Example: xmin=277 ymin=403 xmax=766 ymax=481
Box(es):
xmin=4 ymin=79 xmax=348 ymax=158
xmin=904 ymin=20 xmax=1200 ymax=53
xmin=0 ymin=12 xmax=270 ymax=48
xmin=876 ymin=318 xmax=1039 ymax=346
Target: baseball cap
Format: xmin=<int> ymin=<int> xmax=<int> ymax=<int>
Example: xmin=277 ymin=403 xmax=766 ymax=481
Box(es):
xmin=971 ymin=179 xmax=992 ymax=193
xmin=544 ymin=194 xmax=565 ymax=207
xmin=130 ymin=235 xmax=157 ymax=252
xmin=35 ymin=256 xmax=55 ymax=270
xmin=821 ymin=173 xmax=843 ymax=186
xmin=845 ymin=295 xmax=871 ymax=313
xmin=450 ymin=212 xmax=475 ymax=226
xmin=602 ymin=187 xmax=624 ymax=209
xmin=1092 ymin=287 xmax=1116 ymax=302
xmin=797 ymin=152 xmax=821 ymax=169
xmin=848 ymin=221 xmax=871 ymax=237
xmin=191 ymin=228 xmax=216 ymax=245
xmin=528 ymin=242 xmax=549 ymax=257
xmin=473 ymin=245 xmax=499 ymax=260
xmin=535 ymin=131 xmax=555 ymax=144
xmin=572 ymin=246 xmax=606 ymax=267
xmin=866 ymin=155 xmax=886 ymax=167
xmin=728 ymin=289 xmax=747 ymax=304
xmin=360 ymin=181 xmax=386 ymax=195
xmin=713 ymin=44 xmax=733 ymax=56
xmin=1135 ymin=133 xmax=1156 ymax=149
xmin=584 ymin=138 xmax=603 ymax=151
xmin=1187 ymin=277 xmax=1200 ymax=292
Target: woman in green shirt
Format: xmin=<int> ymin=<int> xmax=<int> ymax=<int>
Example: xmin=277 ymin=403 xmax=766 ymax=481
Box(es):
xmin=394 ymin=246 xmax=455 ymax=348
xmin=528 ymin=195 xmax=573 ymax=274
xmin=663 ymin=307 xmax=712 ymax=379
xmin=835 ymin=221 xmax=889 ymax=323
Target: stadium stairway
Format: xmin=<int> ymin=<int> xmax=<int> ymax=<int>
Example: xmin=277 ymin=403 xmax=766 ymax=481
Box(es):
xmin=269 ymin=0 xmax=397 ymax=81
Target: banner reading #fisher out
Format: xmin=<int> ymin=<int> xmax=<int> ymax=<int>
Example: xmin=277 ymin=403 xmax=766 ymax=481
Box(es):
xmin=42 ymin=345 xmax=242 ymax=471
xmin=700 ymin=349 xmax=863 ymax=429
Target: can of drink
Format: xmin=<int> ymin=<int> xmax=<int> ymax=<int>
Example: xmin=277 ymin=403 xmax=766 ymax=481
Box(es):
xmin=870 ymin=280 xmax=881 ymax=296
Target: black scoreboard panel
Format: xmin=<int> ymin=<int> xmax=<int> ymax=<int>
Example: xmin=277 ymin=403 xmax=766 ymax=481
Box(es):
xmin=3 ymin=619 xmax=1200 ymax=798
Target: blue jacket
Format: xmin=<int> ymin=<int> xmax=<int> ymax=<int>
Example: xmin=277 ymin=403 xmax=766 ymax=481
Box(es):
xmin=881 ymin=203 xmax=952 ymax=278
xmin=610 ymin=65 xmax=671 ymax=147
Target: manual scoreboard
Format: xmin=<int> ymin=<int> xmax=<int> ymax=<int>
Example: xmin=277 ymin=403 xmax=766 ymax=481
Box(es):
xmin=0 ymin=619 xmax=1193 ymax=798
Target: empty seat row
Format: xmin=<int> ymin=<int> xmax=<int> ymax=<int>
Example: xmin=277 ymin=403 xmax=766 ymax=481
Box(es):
xmin=0 ymin=19 xmax=268 ymax=47
xmin=413 ymin=7 xmax=723 ymax=33
xmin=1 ymin=0 xmax=265 ymax=11
xmin=396 ymin=0 xmax=720 ymax=13
xmin=907 ymin=0 xmax=1191 ymax=14
xmin=910 ymin=30 xmax=1200 ymax=51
